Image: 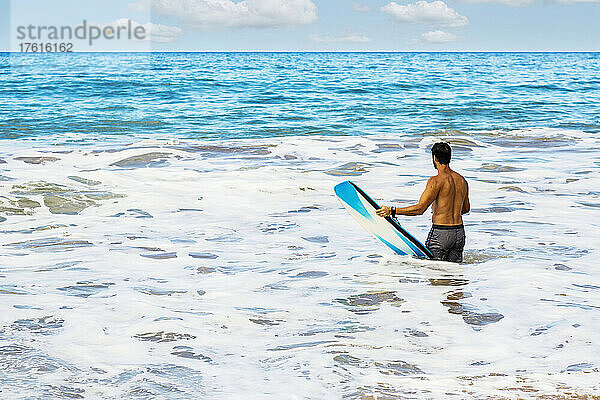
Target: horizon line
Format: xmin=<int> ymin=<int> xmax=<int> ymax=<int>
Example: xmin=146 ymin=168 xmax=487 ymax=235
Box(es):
xmin=1 ymin=50 xmax=599 ymax=54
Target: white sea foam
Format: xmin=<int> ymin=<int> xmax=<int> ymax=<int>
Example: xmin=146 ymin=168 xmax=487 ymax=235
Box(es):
xmin=0 ymin=129 xmax=599 ymax=398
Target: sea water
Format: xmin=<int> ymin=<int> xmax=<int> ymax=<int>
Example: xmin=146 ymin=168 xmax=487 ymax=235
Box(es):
xmin=0 ymin=52 xmax=599 ymax=398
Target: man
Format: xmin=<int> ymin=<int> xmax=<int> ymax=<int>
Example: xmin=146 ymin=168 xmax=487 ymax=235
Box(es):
xmin=376 ymin=142 xmax=470 ymax=263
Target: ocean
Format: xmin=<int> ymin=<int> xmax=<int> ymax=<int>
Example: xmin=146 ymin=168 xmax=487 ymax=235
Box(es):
xmin=1 ymin=52 xmax=599 ymax=398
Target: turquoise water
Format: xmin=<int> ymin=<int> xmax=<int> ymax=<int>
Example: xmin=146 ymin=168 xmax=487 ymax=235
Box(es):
xmin=1 ymin=53 xmax=600 ymax=398
xmin=1 ymin=52 xmax=600 ymax=141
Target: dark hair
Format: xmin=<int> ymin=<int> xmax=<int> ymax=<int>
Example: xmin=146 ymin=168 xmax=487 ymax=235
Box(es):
xmin=431 ymin=142 xmax=451 ymax=164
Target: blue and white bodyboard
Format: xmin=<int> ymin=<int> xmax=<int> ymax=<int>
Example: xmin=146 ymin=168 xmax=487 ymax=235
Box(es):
xmin=334 ymin=181 xmax=433 ymax=259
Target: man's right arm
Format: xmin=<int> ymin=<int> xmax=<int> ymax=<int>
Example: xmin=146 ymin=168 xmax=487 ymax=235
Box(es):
xmin=461 ymin=181 xmax=470 ymax=215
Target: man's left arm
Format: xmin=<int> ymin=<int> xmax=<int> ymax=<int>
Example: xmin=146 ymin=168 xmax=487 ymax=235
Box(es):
xmin=376 ymin=177 xmax=438 ymax=217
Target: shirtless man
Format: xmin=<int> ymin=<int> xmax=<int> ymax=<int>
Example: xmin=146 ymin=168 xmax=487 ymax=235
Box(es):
xmin=376 ymin=142 xmax=470 ymax=263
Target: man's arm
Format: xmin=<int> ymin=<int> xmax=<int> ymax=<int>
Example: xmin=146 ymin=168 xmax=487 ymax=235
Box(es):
xmin=461 ymin=181 xmax=470 ymax=215
xmin=376 ymin=177 xmax=439 ymax=217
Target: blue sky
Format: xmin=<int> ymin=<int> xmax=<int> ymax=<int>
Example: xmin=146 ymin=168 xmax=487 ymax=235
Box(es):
xmin=2 ymin=0 xmax=599 ymax=51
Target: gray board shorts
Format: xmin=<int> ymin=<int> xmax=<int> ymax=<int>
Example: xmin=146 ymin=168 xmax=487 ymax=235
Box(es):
xmin=425 ymin=224 xmax=466 ymax=263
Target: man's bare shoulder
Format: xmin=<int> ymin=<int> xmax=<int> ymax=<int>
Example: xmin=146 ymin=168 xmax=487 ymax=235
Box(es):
xmin=451 ymin=170 xmax=468 ymax=184
xmin=427 ymin=175 xmax=440 ymax=186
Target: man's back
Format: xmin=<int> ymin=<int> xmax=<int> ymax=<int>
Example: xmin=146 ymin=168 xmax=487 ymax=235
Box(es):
xmin=431 ymin=169 xmax=468 ymax=226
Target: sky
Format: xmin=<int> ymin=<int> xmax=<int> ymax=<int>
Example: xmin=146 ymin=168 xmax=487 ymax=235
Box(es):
xmin=1 ymin=0 xmax=599 ymax=51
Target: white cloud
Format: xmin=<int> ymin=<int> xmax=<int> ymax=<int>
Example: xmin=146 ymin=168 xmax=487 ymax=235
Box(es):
xmin=421 ymin=29 xmax=457 ymax=43
xmin=129 ymin=0 xmax=317 ymax=29
xmin=381 ymin=1 xmax=468 ymax=28
xmin=309 ymin=32 xmax=371 ymax=43
xmin=352 ymin=2 xmax=371 ymax=12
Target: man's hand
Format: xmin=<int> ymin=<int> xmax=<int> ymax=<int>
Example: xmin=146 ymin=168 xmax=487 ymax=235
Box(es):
xmin=376 ymin=206 xmax=391 ymax=218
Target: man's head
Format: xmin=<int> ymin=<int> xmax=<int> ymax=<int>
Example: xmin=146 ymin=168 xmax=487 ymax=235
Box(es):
xmin=431 ymin=142 xmax=451 ymax=168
